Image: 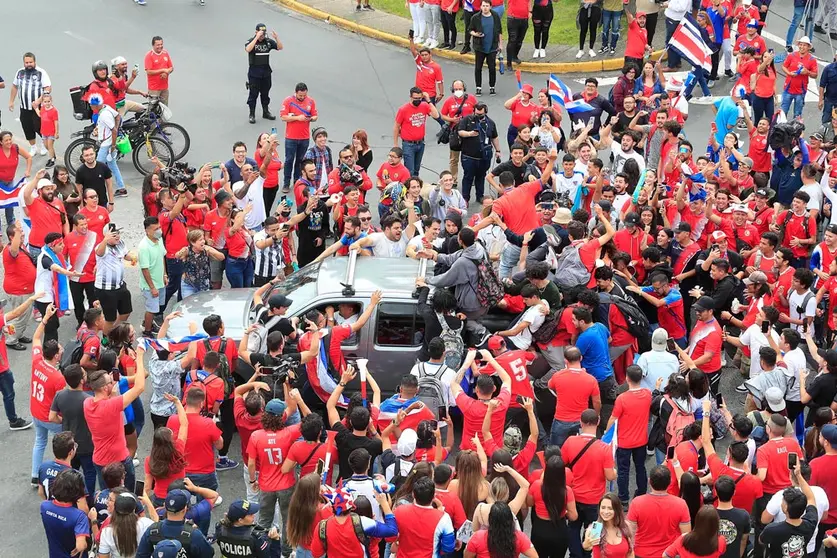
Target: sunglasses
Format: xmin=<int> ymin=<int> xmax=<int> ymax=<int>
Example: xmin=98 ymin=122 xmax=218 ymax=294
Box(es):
xmin=359 ymin=217 xmax=372 ymax=222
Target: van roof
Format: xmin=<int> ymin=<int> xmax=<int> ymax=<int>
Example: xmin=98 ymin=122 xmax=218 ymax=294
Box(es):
xmin=316 ymin=256 xmax=433 ymax=299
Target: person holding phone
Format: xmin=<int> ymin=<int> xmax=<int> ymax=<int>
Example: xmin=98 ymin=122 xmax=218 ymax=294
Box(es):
xmin=759 ymin=459 xmax=820 ymax=558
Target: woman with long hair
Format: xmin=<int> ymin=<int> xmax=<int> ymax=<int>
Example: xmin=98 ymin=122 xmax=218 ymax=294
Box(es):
xmin=352 ymin=129 xmax=373 ymax=173
xmin=650 ymin=374 xmax=693 ymax=463
xmin=805 ymin=407 xmax=834 ymax=461
xmin=582 ymin=493 xmax=632 ymax=558
xmin=663 ymin=505 xmax=725 ymax=558
xmin=655 ymin=227 xmax=677 ymax=266
xmin=255 ymin=132 xmax=283 ymax=213
xmin=576 ymin=0 xmax=601 ymax=59
xmin=176 ymin=229 xmax=225 ymax=298
xmin=472 ymin=463 xmax=530 ymax=531
xmin=679 ymin=472 xmax=703 ymax=527
xmin=465 ymin=501 xmax=538 ymax=558
xmin=140 ymin=171 xmax=164 ymax=218
xmin=450 ymin=450 xmax=490 ymax=520
xmin=751 ymin=49 xmax=777 ymax=124
xmin=634 ymin=60 xmax=665 ymax=111
xmin=0 ymin=130 xmax=32 ymax=228
xmin=527 ymin=455 xmax=578 ymax=558
xmin=98 ymin=492 xmax=159 ymax=558
xmin=52 ymin=165 xmax=80 ymax=224
xmin=287 ymin=473 xmax=333 ymax=557
xmin=393 ymin=461 xmax=434 ymax=505
xmin=144 ymin=394 xmax=188 ymax=506
xmin=531 ymin=111 xmax=563 ymax=153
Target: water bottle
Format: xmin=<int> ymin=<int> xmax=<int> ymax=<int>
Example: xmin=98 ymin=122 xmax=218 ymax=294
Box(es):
xmin=498 ymin=52 xmax=505 ymax=75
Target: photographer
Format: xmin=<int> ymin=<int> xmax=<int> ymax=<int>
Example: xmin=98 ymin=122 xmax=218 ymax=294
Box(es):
xmin=158 ymin=185 xmax=193 ymax=307
xmin=238 ymin=326 xmax=319 ymax=391
xmin=326 ymin=147 xmax=373 ymax=204
xmin=233 ymin=155 xmax=271 ymax=233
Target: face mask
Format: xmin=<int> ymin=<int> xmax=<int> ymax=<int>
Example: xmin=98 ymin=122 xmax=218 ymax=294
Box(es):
xmin=453 ymin=90 xmax=464 ymax=99
xmin=411 ymin=99 xmax=422 ymax=107
xmin=477 ymin=114 xmax=486 ymax=120
xmin=153 ymin=230 xmax=163 ymax=240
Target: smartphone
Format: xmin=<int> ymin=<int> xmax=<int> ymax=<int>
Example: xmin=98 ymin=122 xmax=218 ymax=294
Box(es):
xmin=588 ymin=117 xmax=595 ymax=128
xmin=315 ymin=459 xmax=325 ymax=477
xmin=666 ymin=338 xmax=677 ymax=352
xmin=762 ymin=320 xmax=770 ymax=334
xmin=788 ymin=452 xmax=798 ymax=470
xmin=438 ymin=406 xmax=448 ymax=420
xmin=590 ymin=521 xmax=604 ymax=539
xmin=666 ymin=446 xmax=675 ymax=460
xmin=209 ymin=161 xmax=222 ymax=169
xmin=408 ymin=29 xmax=415 ymax=39
xmin=134 ymin=480 xmax=145 ymax=496
xmin=803 ymin=321 xmax=809 ymax=333
xmin=710 ymin=122 xmax=718 ymax=133
xmin=270 ymin=127 xmax=277 ymax=136
xmin=431 ymin=420 xmax=439 ymax=430
xmin=280 ymin=195 xmax=288 ymax=204
xmin=768 ymin=48 xmax=774 ymax=54
xmin=715 ymin=392 xmax=724 ymax=408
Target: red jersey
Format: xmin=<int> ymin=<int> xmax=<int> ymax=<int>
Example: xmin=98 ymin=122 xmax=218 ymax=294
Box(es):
xmin=736 ymin=58 xmax=759 ymax=94
xmin=730 ymin=222 xmax=759 ymax=253
xmin=280 ymin=96 xmax=317 ymax=141
xmin=234 ymin=397 xmax=263 ymax=465
xmin=628 ymin=493 xmax=691 ymax=558
xmin=756 ymin=437 xmax=803 ymax=494
xmin=414 ymin=55 xmax=443 ymax=97
xmin=810 ymin=453 xmax=837 ymax=523
xmin=477 ymin=350 xmax=536 ymax=408
xmin=625 ymin=19 xmax=648 ymax=59
xmin=376 ymin=162 xmax=411 ymax=190
xmin=752 ymin=204 xmax=774 ymax=235
xmin=39 ymin=106 xmax=59 ymax=136
xmin=492 ymin=181 xmax=542 ymax=234
xmin=144 ymin=438 xmax=186 ymax=499
xmin=144 ymin=49 xmax=173 ymax=91
xmin=456 ymin=387 xmax=511 ymax=451
xmin=254 ymin=149 xmax=283 ymax=190
xmin=733 ymin=6 xmax=761 ymax=35
xmin=28 ymin=197 xmax=65 ymax=248
xmin=247 ymin=424 xmax=303 ymax=491
xmin=202 ymin=209 xmax=229 ymax=249
xmin=612 ymin=388 xmax=652 ymax=449
xmin=166 ymin=412 xmax=222 ymax=475
xmin=508 ymin=99 xmax=540 ymax=128
xmin=286 ymin=433 xmax=337 ymax=486
xmin=783 ymin=52 xmax=818 ymax=95
xmin=562 ymin=434 xmax=614 ymax=504
xmin=395 ymin=102 xmax=432 ymax=142
xmin=159 ymin=210 xmax=188 ymax=259
xmin=434 ymin=488 xmax=467 ymax=530
xmin=548 ymin=367 xmax=600 ymax=422
xmin=668 ymin=440 xmax=701 ymax=495
xmin=774 ymin=267 xmax=795 ymax=315
xmin=613 ymin=228 xmax=653 ymax=263
xmin=64 ymin=231 xmax=98 ymax=283
xmin=82 ymin=80 xmax=117 ymax=109
xmin=440 ymin=95 xmax=476 ymax=120
xmin=2 ymin=246 xmax=35 ymax=296
xmin=30 ymin=346 xmax=66 ymax=422
xmin=193 ymin=337 xmax=238 ymax=386
xmin=689 ymin=318 xmax=723 ymax=373
xmin=467 ymin=530 xmax=533 ymax=558
xmin=749 ymin=129 xmax=771 ymax=173
xmin=707 ymin=453 xmax=762 ymax=513
xmin=79 ymin=205 xmax=110 ymax=243
xmin=777 ymin=210 xmax=816 ymax=258
xmin=85 ymin=395 xmax=129 ymax=465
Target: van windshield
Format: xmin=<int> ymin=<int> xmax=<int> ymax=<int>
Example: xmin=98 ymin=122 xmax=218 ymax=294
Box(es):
xmin=268 ymin=262 xmax=321 ymax=316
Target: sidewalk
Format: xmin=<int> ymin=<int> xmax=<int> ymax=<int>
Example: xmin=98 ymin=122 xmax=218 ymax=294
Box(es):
xmin=277 ymin=0 xmax=668 ymax=73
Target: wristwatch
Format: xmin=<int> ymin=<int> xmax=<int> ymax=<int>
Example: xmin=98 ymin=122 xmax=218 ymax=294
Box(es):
xmin=339 ymin=382 xmax=347 ymax=387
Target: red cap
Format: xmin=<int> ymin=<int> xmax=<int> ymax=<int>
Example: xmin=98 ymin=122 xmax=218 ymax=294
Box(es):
xmin=636 ymin=11 xmax=647 ymax=17
xmin=487 ymin=335 xmax=505 ymax=351
xmin=711 ymin=230 xmax=727 ymax=241
xmin=520 ymin=84 xmax=534 ymax=97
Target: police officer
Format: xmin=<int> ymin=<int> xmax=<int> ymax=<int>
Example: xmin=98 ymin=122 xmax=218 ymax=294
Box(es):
xmin=214 ymin=499 xmax=282 ymax=558
xmin=245 ymin=23 xmax=283 ymax=124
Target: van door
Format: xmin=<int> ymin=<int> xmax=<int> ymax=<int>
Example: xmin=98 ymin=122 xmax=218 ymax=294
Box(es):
xmin=369 ymin=300 xmax=425 ymax=394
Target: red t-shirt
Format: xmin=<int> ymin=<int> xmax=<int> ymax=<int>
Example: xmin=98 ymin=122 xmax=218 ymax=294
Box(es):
xmin=194 ymin=337 xmax=239 ymax=381
xmin=287 ymin=434 xmax=337 ymax=486
xmin=774 ymin=267 xmax=795 ymax=315
xmin=748 ymin=129 xmax=771 ymax=173
xmin=159 ymin=210 xmax=188 ymax=259
xmin=477 ymin=350 xmax=536 ymax=408
xmin=553 ymin=306 xmax=579 ymax=347
xmin=528 ymin=479 xmax=575 ymax=519
xmin=28 ymin=197 xmax=65 ymax=247
xmin=627 ymin=493 xmax=691 ymax=558
xmin=508 ymin=99 xmax=540 ymax=128
xmin=394 ymin=504 xmax=453 ymax=558
xmin=79 ymin=205 xmax=110 ymax=243
xmin=507 ymin=0 xmax=529 ymax=18
xmin=144 ymin=191 xmax=160 ymax=218
xmin=77 ymin=325 xmax=101 ymax=363
xmin=84 ymin=394 xmax=129 ymax=465
xmin=435 ymin=488 xmax=467 ymax=530
xmin=484 ymin=438 xmax=536 ymax=477
xmin=578 ymin=239 xmax=603 ymax=288
xmin=562 ymin=434 xmax=614 ymax=504
xmin=255 ymin=149 xmax=283 ymax=190
xmin=733 ymin=6 xmax=761 ymax=36
xmin=0 ymin=315 xmax=9 ymax=373
xmin=549 ymin=368 xmax=600 ymax=422
xmin=754 ymin=66 xmax=777 ymax=100
xmin=665 ymin=535 xmax=727 ymax=558
xmin=0 ymin=145 xmax=19 ymax=183
xmin=625 ymin=19 xmax=648 ymax=59
xmin=492 ymin=180 xmax=543 ymax=234
xmin=144 ymin=49 xmax=173 ymax=91
xmin=414 ymin=56 xmax=443 ymax=97
xmin=65 ymin=231 xmax=98 ymax=283
xmin=668 ymin=440 xmax=701 ymax=495
xmin=414 ymin=445 xmax=449 ymax=464
xmin=280 ymin=95 xmax=317 ymax=141
xmin=456 ymin=387 xmax=511 ymax=452
xmin=166 ymin=412 xmax=222 ymax=474
xmin=376 ymin=162 xmax=411 ymax=189
xmin=614 ymin=228 xmax=653 ymax=263
xmin=707 ymin=453 xmax=762 ymax=513
xmin=810 ymin=453 xmax=837 ymax=523
xmin=30 ymin=346 xmax=66 ymax=423
xmin=752 ymin=204 xmax=774 ymax=236
xmin=82 ymin=80 xmax=117 ymax=110
xmin=736 ymin=58 xmax=758 ymax=94
xmin=395 ymin=102 xmax=432 ymax=142
xmin=39 ymin=106 xmax=59 ymax=137
xmin=783 ymin=52 xmax=818 ymax=95
xmin=756 ymin=437 xmax=803 ymax=494
xmin=144 ymin=438 xmax=187 ymax=499
xmin=2 ymin=246 xmax=35 ymax=296
xmin=777 ymin=210 xmax=816 ymax=258
xmin=234 ymin=397 xmax=263 ymax=465
xmin=247 ymin=424 xmax=303 ymax=491
xmin=466 ymin=530 xmax=533 ymax=558
xmin=203 ymin=209 xmax=229 ymax=249
xmin=690 ymin=319 xmax=723 ymax=373
xmin=440 ymin=95 xmax=476 ymax=120
xmin=612 ymin=388 xmax=652 ymax=449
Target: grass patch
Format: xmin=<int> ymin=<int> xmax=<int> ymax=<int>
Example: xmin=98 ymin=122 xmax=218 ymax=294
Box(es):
xmin=369 ymin=0 xmax=584 ymax=47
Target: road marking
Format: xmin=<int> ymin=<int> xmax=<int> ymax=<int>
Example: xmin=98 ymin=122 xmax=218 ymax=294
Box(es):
xmin=63 ymin=31 xmax=95 ymax=46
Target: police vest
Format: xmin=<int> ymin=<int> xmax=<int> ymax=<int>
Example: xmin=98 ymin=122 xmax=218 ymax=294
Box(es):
xmin=216 ymin=523 xmax=261 ymax=557
xmin=147 ymin=521 xmax=194 ymax=558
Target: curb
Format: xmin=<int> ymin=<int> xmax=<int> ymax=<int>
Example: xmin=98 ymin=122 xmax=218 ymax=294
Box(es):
xmin=277 ymin=0 xmax=665 ymax=74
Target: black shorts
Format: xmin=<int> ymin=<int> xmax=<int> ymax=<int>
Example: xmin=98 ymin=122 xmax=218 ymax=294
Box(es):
xmin=95 ymin=284 xmax=133 ymax=322
xmin=19 ymin=108 xmax=41 ymax=141
xmin=124 ymin=423 xmax=136 ymax=436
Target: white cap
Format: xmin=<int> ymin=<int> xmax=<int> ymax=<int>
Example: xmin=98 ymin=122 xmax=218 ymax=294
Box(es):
xmin=111 ymin=56 xmax=127 ymax=66
xmin=36 ymin=178 xmax=53 ymax=190
xmin=798 ymin=36 xmax=812 ymax=45
xmin=742 ymin=0 xmax=752 ymax=4
xmin=651 ymin=329 xmax=668 ymax=351
xmin=765 ymin=387 xmax=786 ymax=412
xmin=396 ymin=429 xmax=418 ymax=457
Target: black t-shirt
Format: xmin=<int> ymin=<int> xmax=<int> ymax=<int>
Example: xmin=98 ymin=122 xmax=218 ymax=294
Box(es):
xmin=806 ymin=373 xmax=837 ymax=425
xmin=332 ymin=421 xmax=383 ymax=482
xmin=613 ymin=111 xmax=648 ymax=140
xmin=459 ymin=114 xmax=498 ymax=160
xmin=490 ymin=160 xmax=527 ymax=186
xmin=717 ymin=507 xmax=751 ymax=558
xmin=246 ymin=38 xmax=278 ymax=67
xmin=50 ymin=390 xmax=94 ymax=455
xmin=760 ymin=505 xmax=818 ymax=558
xmin=253 ymin=303 xmax=294 ymax=337
xmin=74 ymin=162 xmax=112 ymax=206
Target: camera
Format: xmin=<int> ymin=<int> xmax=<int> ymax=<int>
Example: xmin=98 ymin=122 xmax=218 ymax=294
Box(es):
xmin=555 ymin=191 xmax=573 ymax=209
xmin=339 ymin=164 xmax=364 ymax=187
xmin=161 ymin=161 xmax=197 ymax=188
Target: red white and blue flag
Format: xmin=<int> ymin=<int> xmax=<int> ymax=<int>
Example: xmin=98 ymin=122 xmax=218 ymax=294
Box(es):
xmin=304 ymin=330 xmax=350 ymax=408
xmin=669 ymin=13 xmax=713 ymax=72
xmin=548 ymin=75 xmax=595 ymax=114
xmin=0 ymin=178 xmax=24 ymax=209
xmin=141 ymin=333 xmax=209 ymax=353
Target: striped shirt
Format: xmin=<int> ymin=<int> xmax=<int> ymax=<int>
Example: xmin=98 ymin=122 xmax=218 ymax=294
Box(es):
xmin=95 ymin=241 xmax=128 ymax=290
xmin=253 ymin=230 xmax=283 ymax=278
xmin=13 ymin=66 xmax=51 ymax=110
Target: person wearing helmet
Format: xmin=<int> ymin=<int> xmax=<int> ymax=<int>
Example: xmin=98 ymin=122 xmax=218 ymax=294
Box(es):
xmin=110 ymin=56 xmax=148 ymax=116
xmin=82 ymin=61 xmax=117 ymax=109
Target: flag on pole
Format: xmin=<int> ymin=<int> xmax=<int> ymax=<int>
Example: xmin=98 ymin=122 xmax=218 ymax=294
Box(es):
xmin=0 ymin=177 xmax=24 ymax=208
xmin=548 ymin=74 xmax=595 ymax=114
xmin=669 ymin=13 xmax=713 ymax=72
xmin=141 ymin=333 xmax=209 ymax=353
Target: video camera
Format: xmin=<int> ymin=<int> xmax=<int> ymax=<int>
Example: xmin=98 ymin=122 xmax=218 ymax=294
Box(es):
xmin=161 ymin=161 xmax=197 ymax=189
xmin=339 ymin=164 xmax=364 ymax=187
xmin=768 ymin=121 xmax=805 ymax=152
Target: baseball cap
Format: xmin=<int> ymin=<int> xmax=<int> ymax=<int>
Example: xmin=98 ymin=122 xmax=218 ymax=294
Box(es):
xmin=521 ymin=84 xmax=534 ymax=97
xmin=487 ymin=335 xmax=505 ymax=351
xmin=153 ymin=540 xmax=184 ymax=558
xmin=798 ymin=36 xmax=812 ymax=45
xmin=827 ymin=223 xmax=837 ymax=235
xmin=651 ymin=328 xmax=668 ymax=351
xmin=165 ymin=489 xmax=191 ymax=513
xmin=227 ymin=499 xmax=261 ymax=522
xmin=265 ymin=398 xmax=287 ymax=416
xmin=268 ymin=294 xmax=293 ymax=309
xmin=255 ymin=22 xmax=267 ymax=30
xmin=764 ymin=386 xmax=786 ymax=412
xmin=710 ymin=230 xmax=727 ymax=242
xmin=597 ymin=200 xmax=612 ymax=212
xmin=552 ymin=207 xmax=572 ymax=225
xmin=744 ymin=271 xmax=768 ymax=285
xmin=732 ymin=204 xmax=749 ymax=213
xmin=624 ymin=212 xmax=641 ymax=227
xmin=675 ymin=222 xmax=692 ymax=233
xmin=740 ymin=157 xmax=754 ymax=168
xmin=36 ymin=178 xmax=53 ymax=190
xmin=811 ymin=132 xmax=825 ymax=141
xmin=396 ymin=429 xmax=418 ymax=457
xmin=755 ymin=187 xmax=775 ymax=199
xmin=114 ymin=492 xmax=140 ymax=514
xmin=822 ymin=424 xmax=837 ymax=446
xmin=818 ymin=348 xmax=837 ymax=367
xmin=636 ymin=11 xmax=647 ymax=17
xmin=693 ymin=296 xmax=716 ymax=312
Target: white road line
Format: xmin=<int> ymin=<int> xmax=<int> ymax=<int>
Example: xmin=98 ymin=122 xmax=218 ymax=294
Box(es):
xmin=63 ymin=31 xmax=95 ymax=46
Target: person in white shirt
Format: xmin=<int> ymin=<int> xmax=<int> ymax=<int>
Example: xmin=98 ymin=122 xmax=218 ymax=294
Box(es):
xmin=774 ymin=328 xmax=807 ymax=423
xmin=725 ymin=306 xmax=781 ymax=381
xmin=492 ymin=284 xmax=547 ymax=350
xmin=329 ymin=303 xmax=360 ymax=345
xmin=350 ymin=205 xmax=418 ymax=258
xmin=610 ymin=131 xmax=645 ymax=176
xmin=786 ymin=268 xmax=817 ymax=334
xmin=234 ymin=156 xmax=272 ymax=232
xmin=90 ymin=98 xmax=127 ymax=197
xmin=553 ymin=153 xmax=586 ymax=210
xmin=799 ymin=166 xmax=823 ymax=221
xmin=409 ymin=337 xmax=457 ymax=408
xmin=637 ymin=329 xmax=680 ymax=391
xmin=406 ymin=216 xmax=443 ymax=258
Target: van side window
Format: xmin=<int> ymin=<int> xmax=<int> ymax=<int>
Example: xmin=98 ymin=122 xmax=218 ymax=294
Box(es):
xmin=316 ymin=302 xmax=362 ymax=346
xmin=375 ymin=302 xmax=425 ymax=347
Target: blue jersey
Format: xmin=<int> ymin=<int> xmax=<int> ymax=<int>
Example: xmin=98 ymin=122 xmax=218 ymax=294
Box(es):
xmin=94 ymin=488 xmax=111 ymax=522
xmin=40 ymin=500 xmax=89 ymax=558
xmin=38 ymin=460 xmax=73 ymax=500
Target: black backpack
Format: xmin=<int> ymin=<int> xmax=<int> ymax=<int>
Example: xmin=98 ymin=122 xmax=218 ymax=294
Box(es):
xmin=146 ymin=521 xmax=194 ymax=558
xmin=60 ymin=330 xmax=97 ymax=371
xmin=598 ymin=292 xmax=650 ymax=351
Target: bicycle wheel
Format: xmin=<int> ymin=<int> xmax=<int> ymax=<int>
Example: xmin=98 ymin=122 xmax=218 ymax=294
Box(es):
xmin=153 ymin=122 xmax=190 ymax=161
xmin=132 ymin=136 xmax=175 ymax=176
xmin=64 ymin=138 xmax=97 ymax=176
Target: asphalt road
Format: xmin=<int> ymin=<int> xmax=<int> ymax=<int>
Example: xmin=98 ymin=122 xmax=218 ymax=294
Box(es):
xmin=0 ymin=0 xmax=828 ymax=554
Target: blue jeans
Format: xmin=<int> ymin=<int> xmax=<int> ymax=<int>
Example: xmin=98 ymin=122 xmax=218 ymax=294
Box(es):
xmin=665 ymin=17 xmax=682 ymax=68
xmin=97 ymin=143 xmax=124 ymax=191
xmin=180 ymin=281 xmax=202 ymax=298
xmin=0 ymin=371 xmax=20 ymax=423
xmin=787 ymin=4 xmax=815 ymax=46
xmin=550 ymin=419 xmax=580 ymax=449
xmin=225 ymin=256 xmax=254 ymax=288
xmin=782 ymin=91 xmax=806 ymax=119
xmin=0 ymin=181 xmax=15 ymax=229
xmin=187 ymin=471 xmax=219 ymax=492
xmin=131 ymin=397 xmax=145 ymax=437
xmin=95 ymin=456 xmax=135 ymax=495
xmin=32 ymin=418 xmax=62 ymax=478
xmin=615 ymin=445 xmax=648 ymax=503
xmin=499 ymin=243 xmax=522 ymax=280
xmin=460 ymin=153 xmax=491 ymax=203
xmin=601 ymin=10 xmax=622 ymax=50
xmin=401 ymin=140 xmax=425 ymax=177
xmin=75 ymin=453 xmax=98 ymax=497
xmin=283 ymin=138 xmax=309 ymax=189
xmin=685 ymin=67 xmax=711 ymax=98
xmin=164 ymin=257 xmax=183 ymax=308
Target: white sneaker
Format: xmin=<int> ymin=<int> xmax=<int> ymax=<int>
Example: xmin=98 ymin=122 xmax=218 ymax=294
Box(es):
xmin=589 ymin=49 xmax=596 ymax=57
xmin=539 ymin=49 xmax=546 ymax=58
xmin=427 ymin=39 xmax=438 ymax=49
xmin=692 ymin=95 xmax=713 ymax=104
xmin=576 ymin=49 xmax=584 ymax=59
xmin=39 ymin=145 xmax=48 ymax=156
xmin=533 ymin=49 xmax=540 ymax=58
xmin=415 ymin=36 xmax=425 ymax=45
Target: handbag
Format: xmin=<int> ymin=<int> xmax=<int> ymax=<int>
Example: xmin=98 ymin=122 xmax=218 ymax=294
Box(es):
xmin=440 ymin=95 xmax=471 ymax=148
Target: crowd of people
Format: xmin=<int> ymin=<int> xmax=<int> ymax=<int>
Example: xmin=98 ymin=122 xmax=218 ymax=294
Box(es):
xmin=9 ymin=1 xmax=837 ymax=558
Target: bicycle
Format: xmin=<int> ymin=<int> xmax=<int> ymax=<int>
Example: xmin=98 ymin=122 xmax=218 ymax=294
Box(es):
xmin=129 ymin=97 xmax=191 ymax=161
xmin=64 ymin=122 xmax=175 ymax=176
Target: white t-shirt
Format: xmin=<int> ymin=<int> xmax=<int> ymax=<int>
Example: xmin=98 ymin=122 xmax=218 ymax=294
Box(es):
xmin=234 ymin=176 xmax=266 ymax=231
xmin=788 ymin=289 xmax=817 ymax=333
xmin=765 ymin=486 xmax=830 ymax=554
xmin=672 ymin=93 xmax=690 ymax=117
xmin=800 ymin=182 xmax=823 ymax=213
xmin=782 ymin=347 xmax=806 ymax=402
xmin=343 ymin=477 xmax=382 ymax=521
xmin=610 ymin=142 xmax=646 ymax=175
xmin=410 ymin=360 xmax=457 ymax=408
xmin=738 ymin=324 xmax=781 ymax=378
xmin=574 ymin=159 xmax=590 ymax=176
xmin=368 ymin=232 xmax=409 ymax=258
xmin=96 ymin=106 xmax=119 ymax=142
xmin=99 ymin=517 xmax=155 ymax=558
xmin=507 ymin=301 xmax=548 ymax=350
xmin=552 ymin=171 xmax=585 ymax=206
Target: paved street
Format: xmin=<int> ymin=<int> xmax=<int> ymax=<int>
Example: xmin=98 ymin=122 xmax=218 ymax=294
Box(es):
xmin=0 ymin=0 xmax=830 ymax=554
